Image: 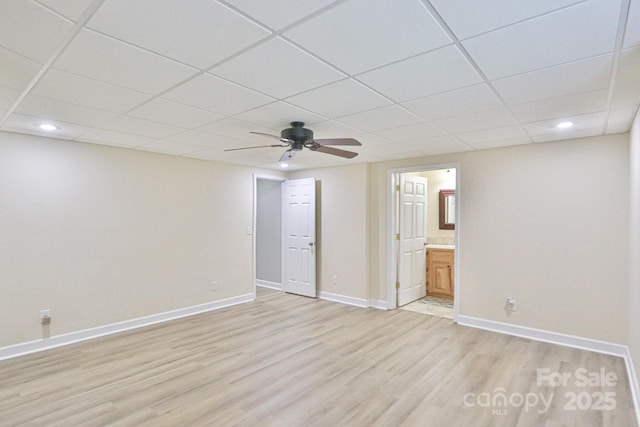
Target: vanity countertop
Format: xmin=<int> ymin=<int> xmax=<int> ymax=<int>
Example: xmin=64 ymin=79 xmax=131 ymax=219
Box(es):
xmin=426 ymin=244 xmax=455 ymax=250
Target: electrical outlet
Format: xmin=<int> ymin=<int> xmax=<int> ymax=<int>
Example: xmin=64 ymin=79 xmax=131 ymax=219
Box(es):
xmin=211 ymin=281 xmax=218 ymax=292
xmin=506 ymin=297 xmax=517 ymax=312
xmin=332 ymin=275 xmax=338 ymax=285
xmin=40 ymin=309 xmax=51 ymax=325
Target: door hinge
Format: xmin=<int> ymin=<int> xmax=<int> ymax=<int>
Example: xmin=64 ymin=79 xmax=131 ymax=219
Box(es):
xmin=395 ymin=184 xmax=400 ymax=191
xmin=395 ymin=281 xmax=400 ymax=290
xmin=395 ymin=233 xmax=400 ymax=241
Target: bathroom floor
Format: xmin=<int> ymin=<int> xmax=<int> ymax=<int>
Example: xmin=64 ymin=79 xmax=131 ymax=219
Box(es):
xmin=399 ymin=295 xmax=453 ymax=319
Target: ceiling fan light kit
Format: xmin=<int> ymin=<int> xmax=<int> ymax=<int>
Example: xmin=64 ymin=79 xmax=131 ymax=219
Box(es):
xmin=225 ymin=121 xmax=361 ymax=163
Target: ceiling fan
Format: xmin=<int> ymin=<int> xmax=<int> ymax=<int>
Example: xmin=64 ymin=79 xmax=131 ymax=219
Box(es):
xmin=225 ymin=121 xmax=361 ymax=162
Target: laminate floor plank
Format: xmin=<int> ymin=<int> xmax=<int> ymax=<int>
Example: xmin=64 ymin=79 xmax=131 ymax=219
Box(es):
xmin=0 ymin=287 xmax=636 ymax=426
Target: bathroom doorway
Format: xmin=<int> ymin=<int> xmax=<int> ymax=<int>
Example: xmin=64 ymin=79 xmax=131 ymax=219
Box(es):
xmin=388 ymin=163 xmax=459 ymax=320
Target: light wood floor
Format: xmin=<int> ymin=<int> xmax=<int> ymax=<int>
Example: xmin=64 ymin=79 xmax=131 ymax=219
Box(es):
xmin=0 ymin=288 xmax=636 ymax=426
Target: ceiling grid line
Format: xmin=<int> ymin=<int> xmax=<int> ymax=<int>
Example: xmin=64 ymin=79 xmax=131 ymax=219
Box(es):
xmin=0 ymin=0 xmax=637 ymax=169
xmin=0 ymin=0 xmax=107 ymax=126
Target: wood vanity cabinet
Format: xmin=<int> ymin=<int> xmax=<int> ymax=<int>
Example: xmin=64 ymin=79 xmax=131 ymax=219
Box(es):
xmin=426 ymin=249 xmax=454 ymax=298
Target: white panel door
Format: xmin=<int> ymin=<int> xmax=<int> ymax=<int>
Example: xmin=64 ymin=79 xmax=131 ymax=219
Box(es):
xmin=397 ymin=175 xmax=428 ymax=306
xmin=283 ymin=178 xmax=316 ymax=297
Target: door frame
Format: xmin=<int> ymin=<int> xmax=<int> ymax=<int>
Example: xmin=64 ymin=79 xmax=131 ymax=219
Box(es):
xmin=386 ymin=162 xmax=461 ymax=320
xmin=253 ymin=173 xmax=286 ymax=298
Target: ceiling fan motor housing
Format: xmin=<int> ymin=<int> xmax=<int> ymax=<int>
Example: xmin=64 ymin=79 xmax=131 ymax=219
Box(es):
xmin=281 ymin=121 xmax=313 ymax=149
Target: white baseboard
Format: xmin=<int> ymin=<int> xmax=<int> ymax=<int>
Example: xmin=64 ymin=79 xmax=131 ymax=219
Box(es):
xmin=368 ymin=299 xmax=390 ymax=310
xmin=256 ymin=280 xmax=282 ymax=291
xmin=0 ymin=293 xmax=254 ymax=361
xmin=623 ymin=347 xmax=640 ymax=427
xmin=318 ymin=291 xmax=367 ymax=308
xmin=456 ymin=315 xmax=627 ymax=357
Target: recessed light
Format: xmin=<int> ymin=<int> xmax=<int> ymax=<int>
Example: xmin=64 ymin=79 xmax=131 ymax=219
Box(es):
xmin=280 ymin=163 xmax=289 ymax=168
xmin=38 ymin=123 xmax=58 ymax=131
xmin=556 ymin=121 xmax=573 ymax=129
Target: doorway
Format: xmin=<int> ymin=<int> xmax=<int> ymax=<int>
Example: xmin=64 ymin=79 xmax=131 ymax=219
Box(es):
xmin=387 ymin=163 xmax=460 ymax=320
xmin=254 ymin=174 xmax=285 ymax=294
xmin=253 ymin=175 xmax=318 ymax=299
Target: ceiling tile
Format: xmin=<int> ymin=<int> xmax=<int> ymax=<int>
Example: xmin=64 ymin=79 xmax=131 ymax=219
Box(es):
xmin=225 ymin=0 xmax=337 ymax=30
xmin=616 ymin=46 xmax=640 ymax=84
xmin=185 ymin=145 xmax=275 ymax=162
xmin=610 ymin=81 xmax=640 ymax=108
xmin=212 ymin=37 xmax=345 ymax=99
xmin=2 ymin=112 xmax=92 ymax=139
xmin=336 ymin=105 xmax=422 ymax=132
xmin=197 ymin=117 xmax=279 ymax=141
xmin=606 ymin=106 xmax=637 ymax=128
xmin=128 ymin=98 xmax=223 ymax=129
xmin=0 ymin=47 xmax=41 ymax=90
xmin=605 ymin=123 xmax=631 ymax=134
xmin=492 ymin=54 xmax=613 ymax=105
xmin=431 ymin=108 xmax=518 ymax=134
xmin=357 ymin=45 xmax=483 ymax=102
xmin=531 ymin=127 xmax=602 ymax=143
xmin=430 ymin=0 xmax=583 ymax=39
xmin=0 ymin=85 xmax=20 ymax=110
xmin=0 ymin=0 xmax=73 ymax=63
xmin=284 ymin=0 xmax=451 ymax=74
xmin=455 ymin=124 xmax=529 ymax=145
xmin=285 ymin=79 xmax=391 ymax=118
xmin=163 ymin=73 xmax=274 ymax=115
xmin=53 ymin=29 xmax=198 ymax=94
xmin=100 ymin=115 xmax=185 ymax=139
xmin=510 ymin=89 xmax=608 ymax=123
xmin=402 ymin=84 xmax=503 ymax=121
xmin=234 ymin=102 xmax=326 ymax=129
xmin=523 ymin=111 xmax=606 ymax=137
xmin=623 ymin=0 xmax=640 ymax=48
xmin=87 ymin=0 xmax=270 ymax=69
xmin=369 ymin=136 xmax=472 ymax=157
xmin=467 ymin=136 xmax=532 ymax=150
xmin=374 ymin=122 xmax=444 ymax=142
xmin=167 ymin=130 xmax=238 ymax=148
xmin=32 ymin=69 xmax=151 ymax=113
xmin=354 ymin=133 xmax=395 ymax=148
xmin=363 ymin=141 xmax=425 ymax=159
xmin=136 ymin=139 xmax=203 ymax=156
xmin=35 ymin=0 xmax=96 ymax=21
xmin=415 ymin=136 xmax=474 ymax=155
xmin=81 ymin=128 xmax=156 ymax=147
xmin=15 ymin=95 xmax=117 ymax=127
xmin=462 ymin=0 xmax=620 ymax=79
xmin=295 ymin=151 xmax=357 ymax=168
xmin=303 ymin=120 xmax=363 ymax=139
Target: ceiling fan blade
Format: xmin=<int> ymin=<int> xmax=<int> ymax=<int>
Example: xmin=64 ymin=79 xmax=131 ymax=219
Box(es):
xmin=250 ymin=131 xmax=292 ymax=143
xmin=313 ymin=138 xmax=361 ymax=146
xmin=313 ymin=145 xmax=358 ymax=159
xmin=224 ymin=144 xmax=285 ymax=152
xmin=279 ymin=150 xmax=296 ymax=162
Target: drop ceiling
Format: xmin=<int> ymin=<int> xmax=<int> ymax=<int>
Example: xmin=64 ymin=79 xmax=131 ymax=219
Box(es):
xmin=1 ymin=0 xmax=639 ymax=170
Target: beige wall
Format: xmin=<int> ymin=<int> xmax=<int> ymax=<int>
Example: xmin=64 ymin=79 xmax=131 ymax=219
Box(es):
xmin=369 ymin=133 xmax=630 ymax=344
xmin=1 ymin=128 xmax=633 ymax=353
xmin=290 ymin=163 xmax=369 ymax=301
xmin=629 ymin=110 xmax=640 ymax=386
xmin=0 ymin=131 xmax=262 ymax=347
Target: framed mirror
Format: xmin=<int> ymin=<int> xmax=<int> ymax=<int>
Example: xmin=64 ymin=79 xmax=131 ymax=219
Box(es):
xmin=439 ymin=189 xmax=455 ymax=230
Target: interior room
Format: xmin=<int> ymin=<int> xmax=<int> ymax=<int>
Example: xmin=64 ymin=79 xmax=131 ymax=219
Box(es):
xmin=1 ymin=0 xmax=640 ymax=425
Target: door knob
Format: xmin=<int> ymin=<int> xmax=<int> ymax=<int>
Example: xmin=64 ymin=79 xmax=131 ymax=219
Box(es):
xmin=308 ymin=242 xmax=314 ymax=246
